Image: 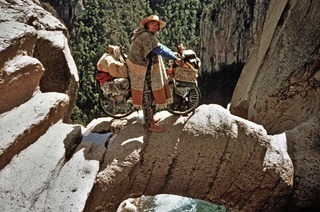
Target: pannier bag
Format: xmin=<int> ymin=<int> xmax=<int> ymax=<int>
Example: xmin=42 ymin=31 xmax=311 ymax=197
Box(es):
xmin=96 ymin=71 xmax=113 ymax=85
xmin=101 ymin=78 xmax=130 ymax=96
xmin=173 ymin=48 xmax=200 ymax=83
xmin=97 ymin=53 xmax=128 ymax=78
xmin=174 ymin=63 xmax=198 ymax=83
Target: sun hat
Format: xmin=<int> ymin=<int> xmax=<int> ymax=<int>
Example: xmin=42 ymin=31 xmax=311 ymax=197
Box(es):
xmin=140 ymin=15 xmax=166 ymax=28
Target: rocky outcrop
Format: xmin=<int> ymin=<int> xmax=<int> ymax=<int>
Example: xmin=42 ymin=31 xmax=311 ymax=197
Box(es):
xmin=230 ymin=0 xmax=320 ymax=133
xmin=198 ymin=0 xmax=320 ymax=210
xmin=0 ymin=0 xmax=78 ymax=169
xmin=229 ymin=0 xmax=320 ymax=210
xmin=1 ymin=0 xmax=320 ymax=211
xmin=198 ymin=0 xmax=270 ymax=108
xmin=0 ymin=122 xmax=86 ymax=211
xmin=0 ymin=0 xmax=78 ymax=120
xmin=0 ymin=53 xmax=44 ymax=114
xmin=41 ymin=0 xmax=85 ymax=30
xmin=200 ymin=0 xmax=269 ymax=73
xmin=0 ymin=0 xmax=92 ymax=211
xmin=0 ymin=92 xmax=69 ymax=170
xmin=85 ymin=107 xmax=294 ymax=212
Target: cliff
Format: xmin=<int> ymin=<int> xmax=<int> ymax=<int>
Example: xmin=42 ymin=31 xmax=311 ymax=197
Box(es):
xmin=198 ymin=0 xmax=269 ymax=108
xmin=230 ymin=0 xmax=320 ymax=209
xmin=200 ymin=0 xmax=269 ymax=73
xmin=0 ymin=0 xmax=319 ymax=211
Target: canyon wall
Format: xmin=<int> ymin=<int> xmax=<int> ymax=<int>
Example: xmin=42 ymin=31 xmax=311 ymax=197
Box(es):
xmin=0 ymin=0 xmax=319 ymax=211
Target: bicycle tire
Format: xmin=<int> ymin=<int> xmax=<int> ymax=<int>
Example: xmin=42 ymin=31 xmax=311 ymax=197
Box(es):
xmin=97 ymin=81 xmax=134 ymax=118
xmin=167 ymin=81 xmax=201 ymax=115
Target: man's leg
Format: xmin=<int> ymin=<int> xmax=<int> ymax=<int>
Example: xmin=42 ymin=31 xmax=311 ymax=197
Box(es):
xmin=143 ymin=69 xmax=164 ymax=133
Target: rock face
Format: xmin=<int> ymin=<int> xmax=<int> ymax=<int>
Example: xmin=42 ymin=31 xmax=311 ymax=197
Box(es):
xmin=41 ymin=0 xmax=85 ymax=29
xmin=0 ymin=1 xmax=86 ymax=210
xmin=1 ymin=0 xmax=320 ymax=212
xmin=0 ymin=0 xmax=78 ymax=121
xmin=198 ymin=0 xmax=270 ymax=108
xmin=200 ymin=0 xmax=269 ymax=73
xmin=85 ymin=108 xmax=294 ymax=212
xmin=229 ymin=0 xmax=320 ymax=209
xmin=230 ymin=0 xmax=320 ymax=134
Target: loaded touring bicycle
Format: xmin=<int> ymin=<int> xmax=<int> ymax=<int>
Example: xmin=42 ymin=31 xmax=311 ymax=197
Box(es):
xmin=96 ymin=45 xmax=201 ymax=118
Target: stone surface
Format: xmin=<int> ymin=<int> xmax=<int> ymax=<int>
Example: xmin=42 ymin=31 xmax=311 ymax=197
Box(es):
xmin=0 ymin=0 xmax=319 ymax=211
xmin=31 ymin=147 xmax=100 ymax=212
xmin=200 ymin=0 xmax=269 ymax=73
xmin=0 ymin=21 xmax=38 ymax=69
xmin=0 ymin=0 xmax=78 ymax=122
xmin=230 ymin=0 xmax=320 ymax=134
xmin=286 ymin=115 xmax=320 ymax=209
xmin=198 ymin=0 xmax=269 ymax=109
xmin=229 ymin=0 xmax=320 ymax=209
xmin=0 ymin=92 xmax=69 ymax=170
xmin=41 ymin=0 xmax=85 ymax=29
xmin=0 ymin=122 xmax=82 ymax=212
xmin=86 ymin=106 xmax=293 ymax=211
xmin=36 ymin=29 xmax=79 ymax=121
xmin=0 ymin=54 xmax=44 ymax=113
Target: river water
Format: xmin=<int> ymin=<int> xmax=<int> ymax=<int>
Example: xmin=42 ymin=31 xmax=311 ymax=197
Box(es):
xmin=137 ymin=194 xmax=229 ymax=212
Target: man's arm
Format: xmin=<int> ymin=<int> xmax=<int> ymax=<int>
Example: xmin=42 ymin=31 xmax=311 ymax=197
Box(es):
xmin=152 ymin=44 xmax=178 ymax=60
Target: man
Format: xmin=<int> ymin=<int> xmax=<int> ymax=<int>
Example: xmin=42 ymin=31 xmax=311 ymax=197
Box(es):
xmin=126 ymin=15 xmax=180 ymax=132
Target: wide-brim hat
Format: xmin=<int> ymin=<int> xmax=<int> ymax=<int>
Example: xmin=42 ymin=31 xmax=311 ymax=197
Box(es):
xmin=140 ymin=15 xmax=166 ymax=29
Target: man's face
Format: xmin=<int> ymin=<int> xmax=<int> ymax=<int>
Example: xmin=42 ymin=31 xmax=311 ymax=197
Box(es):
xmin=147 ymin=21 xmax=160 ymax=33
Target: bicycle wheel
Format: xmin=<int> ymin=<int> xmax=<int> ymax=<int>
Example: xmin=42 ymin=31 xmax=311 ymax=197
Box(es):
xmin=167 ymin=81 xmax=201 ymax=115
xmin=97 ymin=81 xmax=134 ymax=118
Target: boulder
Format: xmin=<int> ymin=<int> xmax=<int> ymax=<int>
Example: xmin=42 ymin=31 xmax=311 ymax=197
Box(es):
xmin=0 ymin=0 xmax=78 ymax=122
xmin=0 ymin=0 xmax=319 ymax=211
xmin=230 ymin=0 xmax=320 ymax=209
xmin=0 ymin=122 xmax=87 ymax=212
xmin=0 ymin=92 xmax=69 ymax=170
xmin=86 ymin=106 xmax=294 ymax=211
xmin=0 ymin=54 xmax=44 ymax=113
